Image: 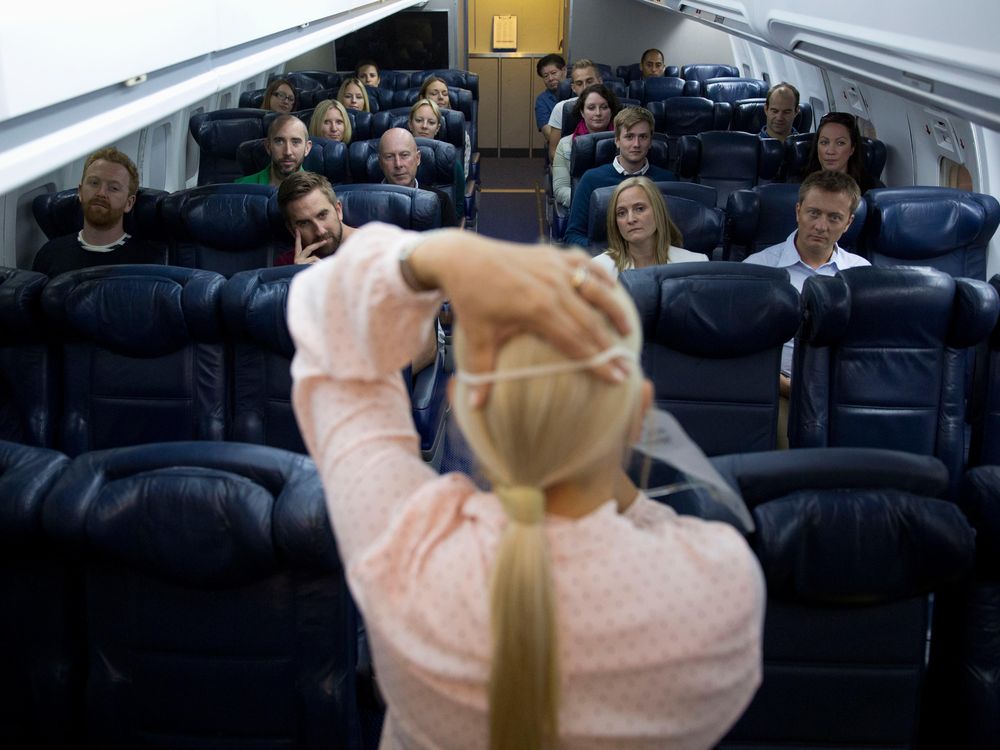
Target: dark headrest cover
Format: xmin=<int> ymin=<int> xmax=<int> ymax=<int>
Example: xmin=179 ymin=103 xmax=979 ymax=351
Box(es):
xmin=0 ymin=269 xmax=49 ymax=341
xmin=223 ymin=266 xmax=303 ymax=357
xmin=799 ymin=275 xmax=851 ymax=346
xmin=949 ymin=278 xmax=999 ymax=347
xmin=871 ymin=191 xmax=999 ymax=258
xmin=753 ymin=488 xmax=974 ymax=602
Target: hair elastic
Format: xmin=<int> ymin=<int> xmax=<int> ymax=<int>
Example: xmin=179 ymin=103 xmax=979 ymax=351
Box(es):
xmin=455 ymin=345 xmax=636 ymax=386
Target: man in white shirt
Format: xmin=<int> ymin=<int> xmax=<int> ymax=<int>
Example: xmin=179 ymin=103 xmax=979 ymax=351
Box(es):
xmin=546 ymin=59 xmax=603 ymax=159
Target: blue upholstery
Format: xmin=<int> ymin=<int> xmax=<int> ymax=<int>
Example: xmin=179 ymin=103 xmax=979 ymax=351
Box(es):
xmin=627 ymin=76 xmax=686 ymax=105
xmin=568 ymin=131 xmax=675 ymax=192
xmin=375 ymin=70 xmax=411 ymax=91
xmin=620 ymin=262 xmax=800 ymax=455
xmin=559 ymin=94 xmax=640 ymax=138
xmin=617 ymin=63 xmax=681 ymax=84
xmin=160 ymin=184 xmax=291 ymax=275
xmin=587 ymin=187 xmax=724 ymax=255
xmin=280 ymin=70 xmax=341 ymax=90
xmin=345 ymin=109 xmax=375 ymax=142
xmin=730 ymin=97 xmax=815 ymax=134
xmin=261 ymin=109 xmax=313 ymax=134
xmin=363 ymin=84 xmax=388 ymax=113
xmin=648 ymin=97 xmax=732 ymax=136
xmin=0 ymin=269 xmax=57 ymax=447
xmin=677 ymin=131 xmax=786 ymax=208
xmin=860 ymin=187 xmax=1000 ymax=280
xmin=699 ymin=77 xmax=770 ymax=103
xmin=784 ymin=131 xmax=888 ymax=183
xmin=681 ymin=63 xmax=740 ymax=83
xmin=724 ymin=183 xmax=868 ymax=261
xmin=0 ymin=441 xmax=76 ymax=748
xmin=189 ymin=109 xmax=270 ymax=185
xmin=223 ymin=266 xmax=307 ymax=452
xmin=235 ymin=136 xmax=350 ymax=185
xmin=711 ymin=447 xmax=974 ymax=750
xmin=971 ymin=275 xmax=1000 ymax=466
xmin=297 ymin=87 xmax=334 ymax=110
xmin=390 ymin=87 xmax=475 ymax=126
xmin=409 ymin=69 xmax=479 ymax=100
xmin=335 ymin=184 xmax=443 ymax=231
xmin=371 ymin=107 xmax=467 ymax=155
xmin=41 ymin=441 xmax=360 ymax=749
xmin=32 ymin=187 xmax=167 ymax=242
xmin=41 ymin=265 xmax=228 ymax=456
xmin=790 ymin=267 xmax=1000 ymax=490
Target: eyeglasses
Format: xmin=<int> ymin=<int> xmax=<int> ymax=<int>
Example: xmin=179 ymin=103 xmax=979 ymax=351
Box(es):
xmin=272 ymin=92 xmax=295 ymax=103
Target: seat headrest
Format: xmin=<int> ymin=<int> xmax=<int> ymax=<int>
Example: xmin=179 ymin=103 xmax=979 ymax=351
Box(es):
xmin=950 ymin=277 xmax=1000 ymax=347
xmin=702 ymin=78 xmax=769 ymax=103
xmin=32 ymin=188 xmax=166 ymax=241
xmin=0 ymin=269 xmax=50 ymax=341
xmin=0 ymin=441 xmax=69 ymax=547
xmin=960 ymin=466 xmax=1000 ymax=574
xmin=160 ymin=183 xmax=287 ymax=249
xmin=636 ymin=76 xmax=685 ymax=104
xmin=223 ymin=266 xmax=306 ymax=357
xmin=587 ymin=185 xmax=722 ymax=248
xmin=335 ymin=184 xmax=443 ymax=231
xmin=653 ymin=97 xmax=732 ymax=136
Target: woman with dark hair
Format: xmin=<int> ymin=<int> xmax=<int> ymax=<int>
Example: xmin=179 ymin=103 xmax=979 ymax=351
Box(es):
xmin=263 ymin=78 xmax=296 ymax=113
xmin=799 ymin=112 xmax=885 ymax=193
xmin=552 ymin=84 xmax=622 ymax=209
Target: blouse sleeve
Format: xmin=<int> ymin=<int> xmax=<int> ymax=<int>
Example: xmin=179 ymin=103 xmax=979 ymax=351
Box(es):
xmin=287 ymin=222 xmax=447 ymax=568
xmin=552 ymin=136 xmax=573 ymax=209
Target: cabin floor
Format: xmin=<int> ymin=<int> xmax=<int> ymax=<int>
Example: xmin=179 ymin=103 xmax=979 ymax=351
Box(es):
xmin=476 ymin=156 xmax=547 ymax=243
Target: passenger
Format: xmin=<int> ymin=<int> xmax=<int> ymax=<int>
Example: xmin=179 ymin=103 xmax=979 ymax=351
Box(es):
xmin=287 ymin=222 xmax=764 ymax=750
xmin=546 ymin=59 xmax=604 ymax=158
xmin=418 ymin=76 xmax=472 ymax=181
xmin=274 ymin=171 xmax=355 ymax=266
xmin=263 ymin=78 xmax=296 ymax=113
xmin=534 ymin=53 xmax=566 ymax=132
xmin=593 ymin=175 xmax=707 ymax=277
xmin=743 ymin=170 xmax=869 ymax=441
xmin=640 ymin=48 xmax=666 ymax=78
xmin=378 ymin=128 xmax=457 ymax=227
xmin=799 ymin=111 xmax=886 ymax=192
xmin=564 ymin=107 xmax=676 ymax=248
xmin=408 ymin=98 xmax=442 ymax=139
xmin=32 ymin=147 xmax=165 ymax=276
xmin=552 ymin=84 xmax=622 ymax=210
xmin=234 ymin=114 xmax=311 ymax=186
xmin=338 ymin=77 xmax=371 ymax=112
xmin=355 ymin=59 xmax=381 ymax=88
xmin=309 ymin=99 xmax=352 ymax=144
xmin=760 ymin=83 xmax=800 ymax=142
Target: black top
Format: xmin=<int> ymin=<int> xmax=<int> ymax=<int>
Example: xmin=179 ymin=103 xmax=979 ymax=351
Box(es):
xmin=425 ymin=186 xmax=458 ymax=228
xmin=32 ymin=233 xmax=167 ymax=277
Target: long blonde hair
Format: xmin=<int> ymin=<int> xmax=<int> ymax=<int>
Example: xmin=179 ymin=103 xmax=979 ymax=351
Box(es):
xmin=452 ymin=286 xmax=643 ymax=750
xmin=605 ymin=176 xmax=684 ymax=273
xmin=309 ymin=99 xmax=353 ymax=144
xmin=337 ymin=77 xmax=371 ymax=113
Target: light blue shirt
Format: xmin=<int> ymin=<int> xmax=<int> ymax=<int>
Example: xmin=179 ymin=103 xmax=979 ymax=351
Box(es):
xmin=744 ymin=231 xmax=870 ymax=374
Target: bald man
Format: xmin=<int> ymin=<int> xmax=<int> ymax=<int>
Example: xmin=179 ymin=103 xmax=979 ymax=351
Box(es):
xmin=235 ymin=114 xmax=312 ymax=186
xmin=378 ymin=128 xmax=457 ymax=227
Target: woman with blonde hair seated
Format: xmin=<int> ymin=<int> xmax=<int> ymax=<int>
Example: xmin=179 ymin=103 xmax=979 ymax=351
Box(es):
xmin=309 ymin=99 xmax=353 ymax=144
xmin=418 ymin=76 xmax=472 ymax=181
xmin=594 ymin=175 xmax=708 ymax=277
xmin=407 ymin=98 xmax=442 ymax=139
xmin=337 ymin=77 xmax=371 ymax=112
xmin=288 ymin=222 xmax=763 ymax=750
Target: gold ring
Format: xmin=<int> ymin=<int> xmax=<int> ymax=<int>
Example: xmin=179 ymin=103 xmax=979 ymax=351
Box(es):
xmin=570 ymin=265 xmax=590 ymax=291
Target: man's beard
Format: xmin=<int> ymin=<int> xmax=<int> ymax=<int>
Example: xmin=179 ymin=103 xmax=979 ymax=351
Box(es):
xmin=82 ymin=198 xmax=123 ymax=230
xmin=312 ymin=225 xmax=343 ymax=258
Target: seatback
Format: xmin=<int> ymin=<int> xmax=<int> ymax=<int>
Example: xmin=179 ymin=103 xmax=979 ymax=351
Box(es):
xmin=335 ymin=184 xmax=444 ymax=231
xmin=561 ymin=98 xmax=642 ymax=137
xmin=297 ymin=87 xmax=334 ymax=109
xmin=730 ymin=97 xmax=815 ymax=134
xmin=348 ymin=137 xmax=459 ymax=199
xmin=859 ymin=187 xmax=1000 ymax=280
xmin=790 ymin=267 xmax=999 ymax=489
xmin=261 ymin=109 xmax=313 ymax=134
xmin=588 ymin=188 xmax=724 ymax=255
xmin=724 ymin=183 xmax=868 ymax=261
xmin=677 ymin=131 xmax=786 ymax=208
xmin=627 ymin=75 xmax=686 ymax=105
xmin=410 ymin=69 xmax=480 ymax=100
xmin=376 ymin=70 xmax=411 ymax=91
xmin=970 ymin=275 xmax=1000 ymax=465
xmin=0 ymin=269 xmax=57 ymax=447
xmin=389 ymin=87 xmax=475 ymax=125
xmin=189 ymin=109 xmax=270 ymax=185
xmin=621 ymin=262 xmax=800 ymax=454
xmin=681 ymin=63 xmax=740 ymax=84
xmin=784 ymin=131 xmax=889 ymax=183
xmin=282 ymin=70 xmax=336 ymax=91
xmin=649 ymin=97 xmax=732 ymax=136
xmin=235 ymin=137 xmax=350 ymax=185
xmin=32 ymin=188 xmax=168 ymax=242
xmin=346 ymin=109 xmax=375 ymax=142
xmin=700 ymin=78 xmax=770 ymax=103
xmin=160 ymin=184 xmax=291 ymax=275
xmin=711 ymin=447 xmax=974 ymax=750
xmin=0 ymin=441 xmax=76 ymax=749
xmin=40 ymin=265 xmax=228 ymax=456
xmin=371 ymin=107 xmax=466 ymax=154
xmin=42 ymin=441 xmax=359 ymax=749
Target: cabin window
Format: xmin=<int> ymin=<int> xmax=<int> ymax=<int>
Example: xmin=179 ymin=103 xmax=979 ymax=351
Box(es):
xmin=940 ymin=157 xmax=973 ymax=191
xmin=186 ymin=107 xmax=205 ymax=186
xmin=761 ymin=71 xmax=770 ymax=84
xmin=146 ymin=122 xmax=170 ymax=190
xmin=857 ymin=116 xmax=877 ymax=140
xmin=219 ymin=92 xmax=233 ymax=109
xmin=16 ymin=185 xmax=52 ymax=269
xmin=742 ymin=63 xmax=752 ymax=78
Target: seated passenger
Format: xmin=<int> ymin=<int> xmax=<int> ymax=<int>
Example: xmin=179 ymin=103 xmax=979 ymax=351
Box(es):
xmin=408 ymin=98 xmax=442 ymax=140
xmin=552 ymin=84 xmax=622 ymax=210
xmin=594 ymin=176 xmax=707 ymax=277
xmin=378 ymin=128 xmax=457 ymax=227
xmin=263 ymin=78 xmax=297 ymax=113
xmin=535 ymin=53 xmax=566 ymax=132
xmin=564 ymin=107 xmax=676 ymax=248
xmin=419 ymin=76 xmax=472 ymax=181
xmin=760 ymin=83 xmax=800 ymax=142
xmin=338 ymin=77 xmax=371 ymax=112
xmin=799 ymin=112 xmax=886 ymax=193
xmin=287 ymin=222 xmax=764 ymax=750
xmin=743 ymin=170 xmax=869 ymax=400
xmin=309 ymin=99 xmax=352 ymax=144
xmin=640 ymin=48 xmax=666 ymax=78
xmin=355 ymin=59 xmax=381 ymax=88
xmin=234 ymin=114 xmax=311 ymax=186
xmin=547 ymin=59 xmax=604 ymax=158
xmin=274 ymin=172 xmax=356 ymax=266
xmin=32 ymin=147 xmax=165 ymax=276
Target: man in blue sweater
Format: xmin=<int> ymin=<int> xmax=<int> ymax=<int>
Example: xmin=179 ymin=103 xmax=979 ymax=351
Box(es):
xmin=563 ymin=107 xmax=676 ymax=248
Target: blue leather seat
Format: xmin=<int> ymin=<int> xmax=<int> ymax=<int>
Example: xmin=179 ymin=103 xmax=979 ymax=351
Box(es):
xmin=648 ymin=97 xmax=732 ymax=135
xmin=784 ymin=131 xmax=888 ymax=185
xmin=859 ymin=187 xmax=1000 ymax=280
xmin=587 ymin=187 xmax=723 ymax=255
xmin=344 ymin=109 xmax=375 ymax=143
xmin=0 ymin=441 xmax=76 ymax=748
xmin=335 ymin=184 xmax=444 ymax=231
xmin=616 ymin=62 xmax=681 ymax=84
xmin=390 ymin=87 xmax=475 ymax=125
xmin=790 ymin=267 xmax=1000 ymax=491
xmin=261 ymin=109 xmax=313 ymax=133
xmin=0 ymin=269 xmax=57 ymax=447
xmin=41 ymin=441 xmax=360 ymax=749
xmin=32 ymin=187 xmax=168 ymax=243
xmin=189 ymin=109 xmax=270 ymax=185
xmin=371 ymin=107 xmax=467 ymax=155
xmin=375 ymin=70 xmax=411 ymax=91
xmin=730 ymin=96 xmax=815 ymax=134
xmin=41 ymin=265 xmax=228 ymax=456
xmin=627 ymin=75 xmax=686 ymax=104
xmin=681 ymin=63 xmax=740 ymax=84
xmin=699 ymin=77 xmax=770 ymax=103
xmin=677 ymin=131 xmax=786 ymax=208
xmin=569 ymin=131 xmax=675 ymax=193
xmin=296 ymin=87 xmax=334 ymax=109
xmin=970 ymin=275 xmax=1000 ymax=466
xmin=724 ymin=183 xmax=868 ymax=261
xmin=235 ymin=136 xmax=350 ymax=185
xmin=620 ymin=262 xmax=800 ymax=455
xmin=409 ymin=69 xmax=480 ymax=100
xmin=281 ymin=70 xmax=339 ymax=91
xmin=559 ymin=95 xmax=641 ymax=138
xmin=711 ymin=447 xmax=975 ymax=750
xmin=363 ymin=84 xmax=387 ymax=113
xmin=160 ymin=184 xmax=291 ymax=275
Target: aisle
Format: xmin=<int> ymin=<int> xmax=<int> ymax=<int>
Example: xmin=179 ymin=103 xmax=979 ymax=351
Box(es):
xmin=474 ymin=156 xmax=547 ymax=244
